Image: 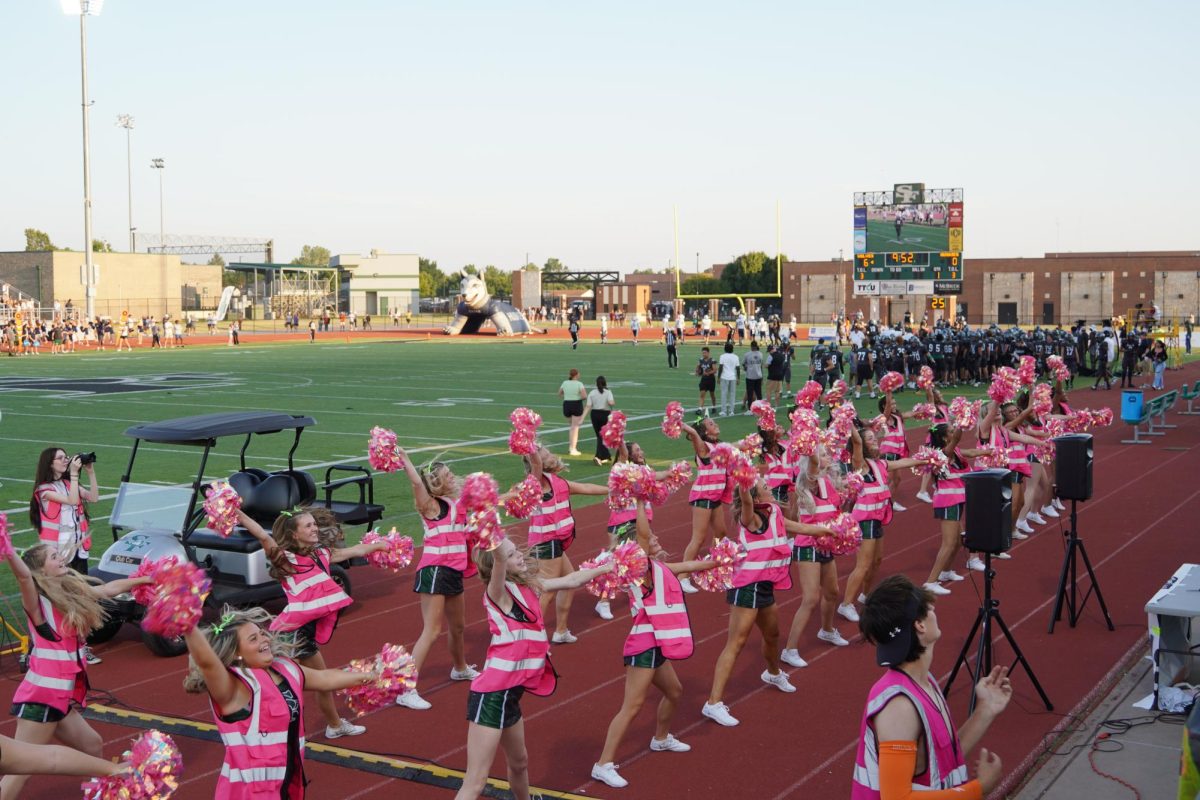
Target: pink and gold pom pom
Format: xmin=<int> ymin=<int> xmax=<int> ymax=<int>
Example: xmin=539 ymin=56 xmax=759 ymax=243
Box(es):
xmin=1017 ymin=355 xmax=1038 ymax=386
xmin=842 ymin=471 xmax=866 ymax=504
xmin=601 ymin=410 xmax=627 ymax=450
xmin=948 ymin=396 xmax=980 ymax=431
xmin=866 ymin=414 xmax=887 ymax=434
xmin=363 ymin=527 xmax=415 ymax=572
xmin=727 ymin=451 xmax=759 ymax=490
xmin=338 ymin=643 xmax=418 ymax=717
xmin=82 ymin=729 xmax=182 ymax=800
xmin=508 ymin=407 xmax=543 ymax=455
xmin=911 ymin=402 xmax=935 ymax=420
xmin=690 ymin=537 xmax=747 ymax=592
xmin=1093 ymin=407 xmax=1114 ymax=427
xmin=607 ymin=462 xmax=655 ymax=510
xmin=971 ymin=445 xmax=1009 ymax=470
xmin=203 ymin=482 xmax=242 ymax=538
xmin=461 ymin=472 xmax=499 ymax=514
xmin=795 ymin=381 xmax=823 ymax=408
xmin=786 ymin=411 xmax=821 ymax=460
xmin=1047 ymin=355 xmax=1071 ymax=383
xmin=823 ymin=379 xmax=849 ymax=406
xmin=141 ymin=560 xmax=211 ymax=639
xmin=608 ymin=540 xmax=648 ymax=588
xmin=736 ymin=433 xmax=763 ymax=460
xmin=0 ymin=513 xmax=13 ymax=562
xmin=509 ymin=407 xmax=543 ymax=431
xmin=988 ymin=367 xmax=1020 ymax=405
xmin=367 ymin=426 xmax=406 ymax=473
xmin=503 ymin=475 xmax=542 ymax=519
xmin=750 ymin=400 xmax=777 ymax=432
xmin=467 ymin=508 xmax=506 ymax=552
xmin=879 ymin=371 xmax=904 ymax=393
xmin=816 ymin=512 xmax=862 ymax=557
xmin=130 ymin=557 xmax=168 ymax=606
xmin=910 ymin=446 xmax=948 ymax=476
xmin=662 ymin=460 xmax=693 ymax=493
xmin=916 ymin=365 xmax=934 ymax=390
xmin=661 ymin=401 xmax=685 ymax=439
xmin=1031 ymin=383 xmax=1053 ymax=416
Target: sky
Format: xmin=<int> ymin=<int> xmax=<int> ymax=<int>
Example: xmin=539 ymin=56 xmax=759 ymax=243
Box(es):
xmin=2 ymin=1 xmax=1196 ymax=275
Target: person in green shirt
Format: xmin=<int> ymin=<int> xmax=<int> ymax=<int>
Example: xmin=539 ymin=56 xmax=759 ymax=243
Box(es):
xmin=558 ymin=368 xmax=587 ymax=456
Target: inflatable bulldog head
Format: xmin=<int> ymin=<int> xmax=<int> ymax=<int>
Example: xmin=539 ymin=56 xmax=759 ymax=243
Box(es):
xmin=461 ymin=275 xmax=490 ymax=311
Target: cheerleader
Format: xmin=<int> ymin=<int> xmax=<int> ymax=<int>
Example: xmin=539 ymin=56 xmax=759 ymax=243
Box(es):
xmin=781 ymin=447 xmax=847 ymax=668
xmin=182 ymin=606 xmax=376 ymax=799
xmin=876 ymin=391 xmax=920 ymax=511
xmin=1011 ymin=393 xmax=1055 ymax=535
xmin=921 ymin=424 xmax=994 ymax=593
xmin=913 ymin=386 xmax=950 ymax=504
xmin=678 ymin=418 xmax=730 ymax=592
xmin=702 ymin=478 xmax=833 ymax=727
xmin=455 ymin=540 xmax=610 ymax=800
xmin=1 ymin=544 xmax=152 ymax=799
xmin=978 ymin=403 xmax=1046 ymax=548
xmin=390 ymin=450 xmax=482 ymax=709
xmin=524 ymin=445 xmax=609 ymax=643
xmin=237 ymin=508 xmax=387 ymax=734
xmin=839 ymin=426 xmax=928 ymax=622
xmin=590 ymin=503 xmax=719 ymax=789
xmin=760 ymin=428 xmax=797 ymax=510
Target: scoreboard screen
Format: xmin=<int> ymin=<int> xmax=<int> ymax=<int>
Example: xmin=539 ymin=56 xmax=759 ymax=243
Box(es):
xmin=853 ymin=186 xmax=963 ymax=293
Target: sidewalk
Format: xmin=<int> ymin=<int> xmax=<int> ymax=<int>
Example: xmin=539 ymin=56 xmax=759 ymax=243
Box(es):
xmin=1012 ymin=643 xmax=1186 ymax=799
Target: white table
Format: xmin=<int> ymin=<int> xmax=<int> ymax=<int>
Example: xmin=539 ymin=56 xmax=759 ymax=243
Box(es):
xmin=1146 ymin=563 xmax=1200 ymax=709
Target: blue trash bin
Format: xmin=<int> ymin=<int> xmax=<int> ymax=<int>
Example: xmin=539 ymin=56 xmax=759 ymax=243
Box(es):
xmin=1121 ymin=389 xmax=1144 ymax=423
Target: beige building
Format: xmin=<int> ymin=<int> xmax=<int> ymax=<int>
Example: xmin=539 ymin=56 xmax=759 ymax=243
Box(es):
xmin=331 ymin=250 xmax=419 ymax=317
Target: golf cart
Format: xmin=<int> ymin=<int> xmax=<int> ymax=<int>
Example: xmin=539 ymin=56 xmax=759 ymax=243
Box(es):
xmin=91 ymin=411 xmax=385 ymax=656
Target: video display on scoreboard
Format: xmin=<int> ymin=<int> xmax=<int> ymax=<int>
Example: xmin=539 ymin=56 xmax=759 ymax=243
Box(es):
xmin=863 ymin=204 xmax=950 ymax=253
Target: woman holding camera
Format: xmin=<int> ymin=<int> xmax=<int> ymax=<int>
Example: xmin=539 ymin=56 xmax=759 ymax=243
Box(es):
xmin=31 ymin=448 xmax=98 ymax=576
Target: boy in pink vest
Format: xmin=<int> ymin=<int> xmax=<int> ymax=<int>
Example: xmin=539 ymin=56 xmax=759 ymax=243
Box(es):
xmin=853 ymin=575 xmax=1011 ymax=800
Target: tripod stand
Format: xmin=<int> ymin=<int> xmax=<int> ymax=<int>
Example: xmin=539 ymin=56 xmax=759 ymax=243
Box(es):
xmin=944 ymin=553 xmax=1053 ymax=714
xmin=1048 ymin=499 xmax=1115 ymax=634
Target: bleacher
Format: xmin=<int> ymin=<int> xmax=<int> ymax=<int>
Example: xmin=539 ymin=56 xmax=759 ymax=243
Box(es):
xmin=1121 ymin=386 xmax=1186 ymax=444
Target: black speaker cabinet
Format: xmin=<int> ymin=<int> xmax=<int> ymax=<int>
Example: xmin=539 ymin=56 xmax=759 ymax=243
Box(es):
xmin=1054 ymin=433 xmax=1094 ymax=501
xmin=963 ymin=469 xmax=1014 ymax=554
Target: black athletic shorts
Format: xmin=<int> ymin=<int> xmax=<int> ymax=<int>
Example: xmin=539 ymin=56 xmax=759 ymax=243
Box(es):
xmin=624 ymin=646 xmax=667 ymax=669
xmin=466 ymin=686 xmax=525 ymax=730
xmin=413 ymin=565 xmax=465 ymax=596
xmin=726 ymin=581 xmax=775 ymax=608
xmin=563 ymin=400 xmax=584 ymax=418
xmin=274 ymin=618 xmax=320 ymax=659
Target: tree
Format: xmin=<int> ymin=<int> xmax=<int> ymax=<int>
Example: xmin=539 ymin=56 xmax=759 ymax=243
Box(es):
xmin=419 ymin=257 xmax=448 ymax=297
xmin=208 ymin=253 xmax=226 ymax=267
xmin=92 ymin=239 xmax=113 ymax=253
xmin=24 ymin=228 xmax=57 ymax=251
xmin=522 ymin=262 xmax=539 ymax=271
xmin=543 ymin=257 xmax=565 ymax=273
xmin=483 ymin=265 xmax=511 ymax=298
xmin=461 ymin=264 xmax=479 ymax=276
xmin=681 ymin=274 xmax=723 ymax=295
xmin=630 ymin=267 xmax=666 ymax=275
xmin=291 ymin=245 xmax=331 ymax=267
xmin=719 ymin=251 xmax=786 ymax=294
xmin=223 ymin=268 xmax=248 ymax=291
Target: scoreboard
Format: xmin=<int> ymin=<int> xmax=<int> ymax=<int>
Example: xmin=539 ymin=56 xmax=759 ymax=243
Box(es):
xmin=854 ymin=251 xmax=962 ymax=281
xmin=853 ymin=185 xmax=964 ymax=296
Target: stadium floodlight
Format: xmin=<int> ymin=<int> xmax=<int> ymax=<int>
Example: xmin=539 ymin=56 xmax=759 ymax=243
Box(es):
xmin=117 ymin=115 xmax=134 ymax=251
xmin=63 ymin=0 xmax=104 ymax=319
xmin=151 ymin=159 xmax=165 ymax=249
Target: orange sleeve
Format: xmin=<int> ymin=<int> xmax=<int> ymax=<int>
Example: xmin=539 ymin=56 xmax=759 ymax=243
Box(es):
xmin=878 ymin=741 xmax=982 ymax=800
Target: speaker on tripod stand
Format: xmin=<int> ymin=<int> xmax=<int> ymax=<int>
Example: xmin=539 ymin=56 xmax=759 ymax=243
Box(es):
xmin=1049 ymin=433 xmax=1114 ymax=633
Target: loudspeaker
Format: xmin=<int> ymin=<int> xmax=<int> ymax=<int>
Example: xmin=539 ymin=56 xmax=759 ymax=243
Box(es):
xmin=1054 ymin=434 xmax=1093 ymax=501
xmin=963 ymin=469 xmax=1014 ymax=554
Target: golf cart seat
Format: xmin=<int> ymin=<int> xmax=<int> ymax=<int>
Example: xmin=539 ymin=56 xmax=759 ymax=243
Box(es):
xmin=278 ymin=470 xmax=318 ymax=506
xmin=309 ymin=465 xmax=385 ymax=528
xmin=187 ymin=528 xmax=262 ymax=553
xmin=227 ymin=470 xmax=261 ymax=500
xmin=243 ymin=474 xmax=303 ymax=524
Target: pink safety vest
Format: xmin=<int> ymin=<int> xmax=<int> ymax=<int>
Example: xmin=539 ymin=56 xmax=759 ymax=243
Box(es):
xmin=794 ymin=475 xmax=843 ymax=548
xmin=764 ymin=450 xmax=792 ymax=489
xmin=623 ymin=561 xmax=693 ymax=660
xmin=416 ymin=496 xmax=470 ymax=572
xmin=12 ymin=596 xmax=88 ymax=713
xmin=607 ymin=470 xmax=654 ymax=529
xmin=731 ymin=503 xmax=792 ymax=590
xmin=991 ymin=424 xmax=1031 ymax=477
xmin=471 ymin=582 xmax=557 ymax=696
xmin=36 ymin=480 xmax=92 ymax=553
xmin=878 ymin=414 xmax=909 ymax=458
xmin=687 ymin=442 xmax=728 ymax=503
xmin=213 ymin=658 xmax=306 ymax=799
xmin=269 ymin=548 xmax=351 ymax=644
xmin=851 ymin=459 xmax=894 ymax=524
xmin=851 ymin=669 xmax=971 ymax=799
xmin=932 ymin=449 xmax=970 ymax=508
xmin=527 ymin=473 xmax=575 ymax=546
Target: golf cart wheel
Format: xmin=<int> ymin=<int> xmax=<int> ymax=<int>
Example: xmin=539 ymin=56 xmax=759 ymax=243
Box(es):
xmin=142 ymin=630 xmax=187 ymax=657
xmin=331 ymin=564 xmax=352 ymax=597
xmin=87 ymin=615 xmax=125 ymax=646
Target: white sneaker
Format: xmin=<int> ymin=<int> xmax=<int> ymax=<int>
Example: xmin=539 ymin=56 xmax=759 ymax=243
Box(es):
xmin=870 ymin=392 xmax=877 ymax=399
xmin=679 ymin=578 xmax=699 ymax=594
xmin=837 ymin=603 xmax=860 ymax=622
xmin=966 ymin=556 xmax=986 ymax=572
xmin=924 ymin=582 xmax=951 ymax=596
xmin=396 ymin=690 xmax=432 ymax=710
xmin=1012 ymin=529 xmax=1029 ymax=540
xmin=591 ymin=762 xmax=629 ymax=789
xmin=595 ymin=600 xmax=614 ymax=620
xmin=854 ymin=390 xmax=861 ymax=399
xmin=82 ymin=646 xmax=102 ymax=665
xmin=325 ymin=719 xmax=366 ymax=738
xmin=450 ymin=664 xmax=480 ymax=681
xmin=551 ymin=630 xmax=579 ymax=644
xmin=995 ymin=551 xmax=1012 ymax=560
xmin=761 ymin=669 xmax=797 ymax=693
xmin=702 ymin=701 xmax=740 ymax=727
xmin=857 ymin=593 xmax=868 ymax=604
xmin=916 ymin=491 xmax=933 ymax=504
xmin=1016 ymin=519 xmax=1035 ymax=534
xmin=817 ymin=629 xmax=850 ymax=647
xmin=1041 ymin=505 xmax=1060 ymax=519
xmin=1027 ymin=512 xmax=1047 ymax=526
xmin=1053 ymin=498 xmax=1066 ymax=511
xmin=568 ymin=449 xmax=582 ymax=456
xmin=650 ymin=734 xmax=691 ymax=752
xmin=891 ymin=502 xmax=907 ymax=512
xmin=779 ymin=648 xmax=808 ymax=668
xmin=938 ymin=570 xmax=965 ymax=582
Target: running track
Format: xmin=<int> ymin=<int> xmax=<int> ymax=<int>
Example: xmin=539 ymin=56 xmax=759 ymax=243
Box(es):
xmin=3 ymin=369 xmax=1196 ymax=799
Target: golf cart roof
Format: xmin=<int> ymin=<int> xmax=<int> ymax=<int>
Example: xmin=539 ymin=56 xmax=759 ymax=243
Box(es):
xmin=124 ymin=412 xmax=317 ymax=445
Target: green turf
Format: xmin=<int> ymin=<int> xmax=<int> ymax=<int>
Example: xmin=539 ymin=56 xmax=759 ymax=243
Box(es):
xmin=865 ymin=219 xmax=949 ymax=252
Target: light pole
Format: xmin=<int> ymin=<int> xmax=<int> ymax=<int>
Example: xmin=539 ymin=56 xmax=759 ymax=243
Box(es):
xmin=116 ymin=114 xmax=134 ymax=252
xmin=151 ymin=158 xmax=165 ymax=250
xmin=62 ymin=0 xmax=104 ymax=320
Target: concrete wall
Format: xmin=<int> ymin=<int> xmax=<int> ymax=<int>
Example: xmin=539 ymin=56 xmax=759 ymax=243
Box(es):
xmin=333 ymin=251 xmax=419 ymax=316
xmin=511 ymin=269 xmax=542 ymax=309
xmin=0 ymin=250 xmax=195 ymax=318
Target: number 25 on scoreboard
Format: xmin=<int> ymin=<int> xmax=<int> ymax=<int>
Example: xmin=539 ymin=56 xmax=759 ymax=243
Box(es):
xmin=930 ymin=297 xmax=947 ymax=310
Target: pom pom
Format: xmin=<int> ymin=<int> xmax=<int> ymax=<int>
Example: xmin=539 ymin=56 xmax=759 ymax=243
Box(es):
xmin=141 ymin=560 xmax=210 ymax=639
xmin=579 ymin=551 xmax=620 ymax=600
xmin=202 ymin=482 xmax=242 ymax=538
xmin=710 ymin=444 xmax=757 ymax=489
xmin=82 ymin=729 xmax=182 ymax=800
xmin=367 ymin=426 xmax=406 ymax=473
xmin=1031 ymin=383 xmax=1053 ymax=416
xmin=879 ymin=371 xmax=904 ymax=393
xmin=690 ymin=537 xmax=748 ymax=592
xmin=948 ymin=396 xmax=980 ymax=431
xmin=916 ymin=366 xmax=934 ymax=390
xmin=466 ymin=508 xmax=506 ymax=552
xmin=661 ymin=401 xmax=685 ymax=439
xmin=580 ymin=542 xmax=649 ymax=600
xmin=989 ymin=367 xmax=1020 ymax=405
xmin=866 ymin=414 xmax=887 ymax=434
xmin=842 ymin=471 xmax=866 ymax=503
xmin=816 ymin=513 xmax=862 ymax=557
xmin=607 ymin=462 xmax=655 ymax=510
xmin=971 ymin=445 xmax=1009 ymax=470
xmin=1017 ymin=355 xmax=1037 ymax=386
xmin=911 ymin=402 xmax=935 ymax=420
xmin=795 ymin=381 xmax=823 ymax=408
xmin=662 ymin=460 xmax=693 ymax=493
xmin=823 ymin=380 xmax=849 ymax=406
xmin=736 ymin=433 xmax=763 ymax=460
xmin=1094 ymin=407 xmax=1114 ymax=427
xmin=460 ymin=472 xmax=499 ymax=514
xmin=508 ymin=427 xmax=537 ymax=456
xmin=130 ymin=557 xmax=167 ymax=606
xmin=750 ymin=400 xmax=777 ymax=432
xmin=0 ymin=513 xmax=13 ymax=562
xmin=910 ymin=446 xmax=948 ymax=476
xmin=338 ymin=643 xmax=418 ymax=717
xmin=1047 ymin=355 xmax=1071 ymax=383
xmin=600 ymin=410 xmax=627 ymax=450
xmin=363 ymin=527 xmax=415 ymax=572
xmin=503 ymin=475 xmax=542 ymax=519
xmin=509 ymin=407 xmax=543 ymax=431
xmin=786 ymin=408 xmax=821 ymax=459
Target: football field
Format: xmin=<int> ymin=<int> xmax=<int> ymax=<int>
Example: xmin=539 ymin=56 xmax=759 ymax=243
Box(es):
xmin=865 ymin=218 xmax=950 ymax=252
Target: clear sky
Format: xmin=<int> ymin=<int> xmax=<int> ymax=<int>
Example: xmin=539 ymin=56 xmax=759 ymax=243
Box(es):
xmin=2 ymin=1 xmax=1195 ymax=274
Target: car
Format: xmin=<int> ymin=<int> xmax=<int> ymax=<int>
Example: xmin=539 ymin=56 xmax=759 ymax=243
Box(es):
xmin=90 ymin=411 xmax=384 ymax=656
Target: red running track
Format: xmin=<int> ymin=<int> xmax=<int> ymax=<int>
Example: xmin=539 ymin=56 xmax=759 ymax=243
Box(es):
xmin=2 ymin=371 xmax=1196 ymax=799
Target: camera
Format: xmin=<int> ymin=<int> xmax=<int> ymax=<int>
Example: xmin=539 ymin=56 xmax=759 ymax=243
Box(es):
xmin=75 ymin=452 xmax=98 ymax=466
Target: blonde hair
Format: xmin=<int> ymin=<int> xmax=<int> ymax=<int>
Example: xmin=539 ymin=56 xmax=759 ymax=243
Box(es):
xmin=417 ymin=457 xmax=458 ymax=501
xmin=474 ymin=545 xmax=541 ymax=590
xmin=182 ymin=605 xmax=294 ymax=694
xmin=22 ymin=544 xmax=105 ymax=637
xmin=523 ymin=447 xmax=565 ymax=476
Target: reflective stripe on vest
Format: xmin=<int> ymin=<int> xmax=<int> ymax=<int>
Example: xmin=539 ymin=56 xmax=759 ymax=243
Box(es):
xmin=795 ymin=476 xmax=842 ymax=546
xmin=853 ymin=460 xmax=893 ymax=518
xmin=623 ymin=561 xmax=693 ymax=659
xmin=418 ymin=496 xmax=470 ymax=571
xmin=764 ymin=453 xmax=792 ymax=488
xmin=214 ymin=658 xmax=305 ymax=797
xmin=528 ymin=475 xmax=574 ymax=545
xmin=271 ymin=550 xmax=351 ymax=635
xmin=471 ymin=583 xmax=556 ymax=695
xmin=689 ymin=444 xmax=727 ymax=501
xmin=733 ymin=505 xmax=791 ymax=589
xmin=12 ymin=596 xmax=86 ymax=711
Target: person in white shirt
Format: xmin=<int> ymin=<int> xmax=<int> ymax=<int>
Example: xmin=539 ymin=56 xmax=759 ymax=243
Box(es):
xmin=600 ymin=314 xmax=608 ymax=344
xmin=701 ymin=314 xmax=712 ymax=344
xmin=717 ymin=343 xmax=741 ymax=417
